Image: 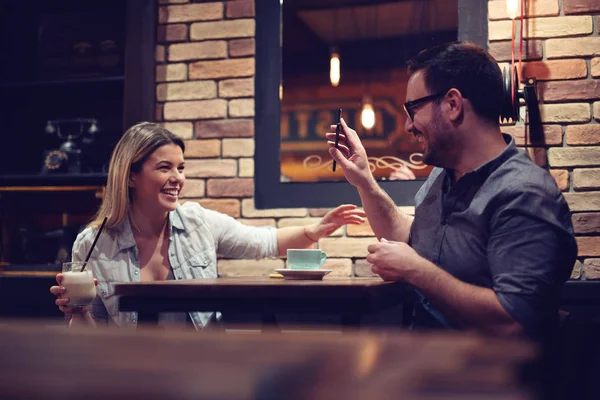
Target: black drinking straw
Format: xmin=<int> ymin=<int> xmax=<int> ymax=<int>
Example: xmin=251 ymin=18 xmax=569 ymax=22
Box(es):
xmin=81 ymin=216 xmax=108 ymax=271
xmin=332 ymin=108 xmax=342 ymax=172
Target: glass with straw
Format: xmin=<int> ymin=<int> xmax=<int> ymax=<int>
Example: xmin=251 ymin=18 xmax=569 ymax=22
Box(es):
xmin=61 ymin=217 xmax=107 ymax=307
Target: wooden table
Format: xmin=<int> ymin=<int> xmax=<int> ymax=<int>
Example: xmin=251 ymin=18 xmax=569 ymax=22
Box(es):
xmin=115 ymin=277 xmax=413 ymax=328
xmin=0 ymin=321 xmax=538 ymax=400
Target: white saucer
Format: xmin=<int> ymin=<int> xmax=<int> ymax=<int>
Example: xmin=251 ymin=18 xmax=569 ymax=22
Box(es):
xmin=274 ymin=269 xmax=332 ymax=280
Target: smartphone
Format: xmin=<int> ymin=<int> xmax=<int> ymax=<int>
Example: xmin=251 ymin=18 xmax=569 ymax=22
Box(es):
xmin=332 ymin=108 xmax=342 ymax=172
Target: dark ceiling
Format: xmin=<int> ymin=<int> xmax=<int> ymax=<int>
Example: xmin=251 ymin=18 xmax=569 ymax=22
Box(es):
xmin=282 ymin=0 xmax=458 ymax=78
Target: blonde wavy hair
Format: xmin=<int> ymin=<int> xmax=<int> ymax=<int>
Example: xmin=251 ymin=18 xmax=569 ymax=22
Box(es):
xmin=89 ymin=122 xmax=185 ymax=229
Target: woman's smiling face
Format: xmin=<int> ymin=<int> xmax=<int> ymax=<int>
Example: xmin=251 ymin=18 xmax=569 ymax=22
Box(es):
xmin=129 ymin=143 xmax=185 ymax=214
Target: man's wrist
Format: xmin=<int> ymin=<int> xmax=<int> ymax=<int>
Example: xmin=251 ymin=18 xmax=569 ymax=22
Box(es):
xmin=406 ymin=257 xmax=438 ymax=288
xmin=357 ymin=176 xmax=381 ymax=197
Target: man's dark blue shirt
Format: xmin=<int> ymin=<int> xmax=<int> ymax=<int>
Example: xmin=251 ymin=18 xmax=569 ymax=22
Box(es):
xmin=408 ymin=134 xmax=577 ymax=338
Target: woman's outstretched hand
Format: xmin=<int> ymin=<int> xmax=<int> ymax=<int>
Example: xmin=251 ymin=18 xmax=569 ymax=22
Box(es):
xmin=306 ymin=204 xmax=366 ymax=240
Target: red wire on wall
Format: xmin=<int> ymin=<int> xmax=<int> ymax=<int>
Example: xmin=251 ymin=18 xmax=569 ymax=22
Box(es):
xmin=510 ymin=0 xmax=525 ymax=117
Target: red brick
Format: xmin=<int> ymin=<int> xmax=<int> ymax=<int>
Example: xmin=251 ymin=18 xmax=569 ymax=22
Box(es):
xmin=222 ymin=138 xmax=254 ymax=157
xmin=577 ymin=237 xmax=600 ymax=257
xmin=566 ymin=125 xmax=600 ymax=145
xmin=218 ymin=78 xmax=254 ymax=98
xmin=571 ymin=260 xmax=583 ymax=280
xmin=541 ymin=103 xmax=591 ymax=123
xmin=226 ymin=0 xmax=254 ymax=19
xmin=228 ymin=99 xmax=254 ymax=117
xmin=592 ymin=58 xmax=600 ymax=78
xmin=309 ymin=208 xmax=332 ymax=217
xmin=236 ymin=218 xmax=277 ymax=227
xmin=189 ymin=58 xmax=254 ymax=79
xmin=162 ymin=122 xmax=193 ymax=139
xmin=347 ymin=220 xmax=375 ymax=237
xmin=524 ymin=147 xmax=547 ymax=167
xmin=502 ymin=125 xmax=562 ymax=146
xmin=319 ymin=238 xmax=378 ymax=258
xmin=546 ymin=37 xmax=600 ymax=58
xmin=195 ymin=199 xmax=240 ymax=218
xmin=564 ymin=192 xmax=600 ymax=211
xmin=168 ymin=41 xmax=227 ymax=62
xmin=583 ymin=259 xmax=600 ymax=279
xmin=186 ymin=159 xmax=237 ymax=178
xmin=157 ymin=81 xmax=216 ymax=101
xmin=157 ymin=24 xmax=188 ymax=42
xmin=549 ymin=169 xmax=570 ymax=191
xmin=184 ymin=139 xmax=221 ymax=158
xmin=548 ymin=147 xmax=600 ymax=167
xmin=180 ymin=179 xmax=205 ymax=198
xmin=354 ymin=259 xmax=376 ymax=277
xmin=229 ymin=38 xmax=255 ymax=57
xmin=241 ymin=199 xmax=307 ymax=218
xmin=573 ymin=168 xmax=600 ymax=190
xmin=540 ymin=80 xmax=600 ymax=102
xmin=190 ymin=19 xmax=254 ymax=41
xmin=163 ymin=99 xmax=227 ymax=120
xmin=195 ymin=119 xmax=254 ymax=139
xmin=156 ymin=45 xmax=166 ymax=62
xmin=156 ymin=63 xmax=187 ymax=82
xmin=489 ymin=40 xmax=543 ymax=62
xmin=207 ymin=178 xmax=254 ymax=197
xmin=489 ymin=16 xmax=592 ymax=41
xmin=522 ymin=59 xmax=587 ymax=81
xmin=159 ymin=3 xmax=222 ymax=24
xmin=564 ymin=0 xmax=600 ymax=14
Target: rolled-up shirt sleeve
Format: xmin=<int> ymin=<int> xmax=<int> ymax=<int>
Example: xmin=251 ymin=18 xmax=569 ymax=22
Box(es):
xmin=202 ymin=209 xmax=278 ymax=259
xmin=488 ymin=185 xmax=577 ymax=337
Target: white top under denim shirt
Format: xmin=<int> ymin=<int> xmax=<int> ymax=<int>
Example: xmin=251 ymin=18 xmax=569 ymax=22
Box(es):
xmin=71 ymin=202 xmax=278 ymax=329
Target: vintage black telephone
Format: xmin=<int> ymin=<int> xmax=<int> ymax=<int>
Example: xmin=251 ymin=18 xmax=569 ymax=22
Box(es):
xmin=42 ymin=118 xmax=99 ymax=174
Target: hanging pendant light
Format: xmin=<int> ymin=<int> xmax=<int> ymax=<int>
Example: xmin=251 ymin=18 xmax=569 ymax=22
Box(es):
xmin=330 ymin=47 xmax=340 ymax=87
xmin=360 ymin=95 xmax=375 ymax=130
xmin=505 ymin=0 xmax=520 ymax=19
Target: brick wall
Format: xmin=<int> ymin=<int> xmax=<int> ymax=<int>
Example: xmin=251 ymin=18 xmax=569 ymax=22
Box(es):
xmin=489 ymin=0 xmax=600 ymax=279
xmin=155 ymin=0 xmax=600 ymax=280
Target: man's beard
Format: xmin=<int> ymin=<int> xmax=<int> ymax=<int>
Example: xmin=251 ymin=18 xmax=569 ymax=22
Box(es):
xmin=422 ymin=106 xmax=453 ymax=167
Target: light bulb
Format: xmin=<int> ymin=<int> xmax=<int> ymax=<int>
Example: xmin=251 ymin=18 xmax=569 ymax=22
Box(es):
xmin=361 ymin=100 xmax=375 ymax=130
xmin=506 ymin=0 xmax=519 ymax=20
xmin=330 ymin=52 xmax=340 ymax=87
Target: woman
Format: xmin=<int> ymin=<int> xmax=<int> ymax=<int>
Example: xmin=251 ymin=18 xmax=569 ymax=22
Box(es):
xmin=50 ymin=122 xmax=365 ymax=329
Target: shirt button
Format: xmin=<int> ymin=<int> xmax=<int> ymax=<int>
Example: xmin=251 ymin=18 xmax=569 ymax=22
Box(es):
xmin=134 ymin=270 xmax=139 ymax=275
xmin=102 ymin=290 xmax=107 ymax=296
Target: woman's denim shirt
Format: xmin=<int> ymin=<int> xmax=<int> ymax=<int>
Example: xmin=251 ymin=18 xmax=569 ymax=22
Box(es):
xmin=72 ymin=202 xmax=278 ymax=329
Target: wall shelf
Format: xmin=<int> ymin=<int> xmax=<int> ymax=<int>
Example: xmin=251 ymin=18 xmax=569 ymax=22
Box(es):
xmin=0 ymin=173 xmax=107 ymax=187
xmin=0 ymin=75 xmax=125 ymax=88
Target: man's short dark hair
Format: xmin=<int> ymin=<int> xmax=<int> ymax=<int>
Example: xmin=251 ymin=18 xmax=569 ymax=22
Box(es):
xmin=407 ymin=41 xmax=503 ymax=125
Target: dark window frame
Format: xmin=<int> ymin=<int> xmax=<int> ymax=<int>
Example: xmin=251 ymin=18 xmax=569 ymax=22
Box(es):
xmin=255 ymin=0 xmax=487 ymax=208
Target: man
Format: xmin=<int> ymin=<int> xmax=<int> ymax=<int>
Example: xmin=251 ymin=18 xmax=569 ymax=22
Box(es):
xmin=327 ymin=41 xmax=577 ymax=339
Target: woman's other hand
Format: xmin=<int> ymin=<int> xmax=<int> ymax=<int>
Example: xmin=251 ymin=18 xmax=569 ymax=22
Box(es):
xmin=306 ymin=204 xmax=366 ymax=240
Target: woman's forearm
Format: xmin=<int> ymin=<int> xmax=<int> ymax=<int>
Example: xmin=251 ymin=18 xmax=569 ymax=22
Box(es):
xmin=276 ymin=225 xmax=317 ymax=256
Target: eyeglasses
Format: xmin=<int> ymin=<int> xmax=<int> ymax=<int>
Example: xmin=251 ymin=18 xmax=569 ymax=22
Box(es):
xmin=403 ymin=91 xmax=448 ymax=121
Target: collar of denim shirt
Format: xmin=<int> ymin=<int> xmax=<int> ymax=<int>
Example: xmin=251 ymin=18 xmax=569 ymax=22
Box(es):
xmin=115 ymin=203 xmax=187 ymax=251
